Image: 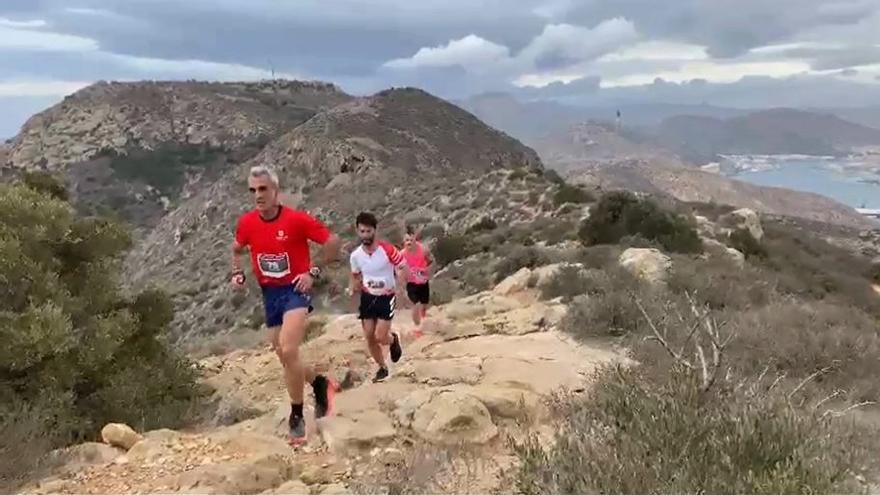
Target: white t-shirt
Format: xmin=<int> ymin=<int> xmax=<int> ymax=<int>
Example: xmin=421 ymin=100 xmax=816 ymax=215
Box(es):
xmin=350 ymin=241 xmax=406 ymax=295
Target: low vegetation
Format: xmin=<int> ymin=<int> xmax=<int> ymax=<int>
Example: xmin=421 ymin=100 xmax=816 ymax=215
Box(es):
xmin=515 ymin=196 xmax=880 ymax=494
xmin=100 ymin=143 xmax=227 ymax=197
xmin=579 ymin=191 xmax=703 ymax=254
xmin=552 ymin=183 xmax=594 ymax=207
xmin=0 ymin=174 xmax=200 ymax=487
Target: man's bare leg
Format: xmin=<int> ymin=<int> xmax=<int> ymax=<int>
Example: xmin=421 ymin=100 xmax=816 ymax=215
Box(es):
xmin=411 ymin=304 xmax=422 ymax=327
xmin=362 ymin=319 xmax=385 ymax=368
xmin=277 ymin=308 xmax=315 ymax=406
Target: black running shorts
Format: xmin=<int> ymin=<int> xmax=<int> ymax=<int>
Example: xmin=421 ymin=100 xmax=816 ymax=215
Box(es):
xmin=359 ymin=293 xmax=395 ymax=321
xmin=406 ymin=282 xmax=430 ymax=305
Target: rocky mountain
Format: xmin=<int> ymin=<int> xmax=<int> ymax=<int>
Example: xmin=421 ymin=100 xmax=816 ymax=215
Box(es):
xmin=3 ymin=80 xmax=352 ymax=227
xmin=530 ymin=121 xmax=686 ymax=173
xmin=457 ymin=92 xmax=749 ymax=142
xmin=567 ymin=159 xmax=876 ymax=230
xmin=123 ymin=87 xmax=557 ymax=341
xmin=655 ymin=108 xmax=880 ymax=163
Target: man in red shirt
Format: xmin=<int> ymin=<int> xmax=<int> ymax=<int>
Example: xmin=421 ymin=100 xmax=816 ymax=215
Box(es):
xmin=231 ymin=165 xmax=342 ymax=446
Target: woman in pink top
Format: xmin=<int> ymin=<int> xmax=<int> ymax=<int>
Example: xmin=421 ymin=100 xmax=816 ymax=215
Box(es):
xmin=402 ymin=226 xmax=433 ymax=335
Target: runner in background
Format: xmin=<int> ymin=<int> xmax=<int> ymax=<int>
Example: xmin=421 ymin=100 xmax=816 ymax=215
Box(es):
xmin=402 ymin=225 xmax=433 ymax=338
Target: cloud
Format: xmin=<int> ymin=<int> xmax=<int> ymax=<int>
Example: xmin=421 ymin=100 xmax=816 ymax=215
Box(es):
xmin=384 ymin=35 xmax=511 ymax=72
xmin=518 ymin=19 xmax=639 ymax=70
xmin=0 ymin=81 xmax=91 ymax=97
xmin=0 ymin=18 xmax=99 ymax=52
xmin=385 ymin=17 xmax=640 ymax=84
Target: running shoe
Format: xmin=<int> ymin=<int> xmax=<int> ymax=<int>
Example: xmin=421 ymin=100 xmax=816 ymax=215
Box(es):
xmin=312 ymin=375 xmax=338 ymax=419
xmin=390 ymin=332 xmax=403 ymax=363
xmin=287 ymin=414 xmax=306 ymax=446
xmin=372 ymin=367 xmax=389 ymax=383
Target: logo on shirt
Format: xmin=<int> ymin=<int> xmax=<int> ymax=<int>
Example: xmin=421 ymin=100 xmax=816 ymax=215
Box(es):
xmin=276 ymin=230 xmax=288 ymax=241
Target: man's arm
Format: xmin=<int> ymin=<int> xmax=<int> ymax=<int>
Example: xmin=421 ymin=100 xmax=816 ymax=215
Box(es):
xmin=232 ymin=218 xmax=249 ymax=286
xmin=317 ymin=234 xmax=342 ymax=270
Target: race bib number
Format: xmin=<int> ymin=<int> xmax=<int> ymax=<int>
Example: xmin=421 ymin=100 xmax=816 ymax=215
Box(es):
xmin=257 ymin=253 xmax=291 ymax=278
xmin=366 ymin=279 xmax=386 ymax=289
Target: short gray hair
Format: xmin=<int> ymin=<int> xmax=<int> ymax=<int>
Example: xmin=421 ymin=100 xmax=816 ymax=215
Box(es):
xmin=249 ymin=165 xmax=279 ymax=187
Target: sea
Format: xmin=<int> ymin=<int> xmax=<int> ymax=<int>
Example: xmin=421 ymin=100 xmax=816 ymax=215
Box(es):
xmin=720 ymin=155 xmax=880 ymax=210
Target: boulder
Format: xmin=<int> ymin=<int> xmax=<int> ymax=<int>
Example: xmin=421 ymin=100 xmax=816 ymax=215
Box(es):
xmin=300 ymin=464 xmax=334 ymax=486
xmin=101 ymin=423 xmax=142 ymax=450
xmin=702 ymin=238 xmax=745 ymax=268
xmin=618 ymin=248 xmax=672 ymax=284
xmin=409 ymin=357 xmax=483 ymax=386
xmin=321 ymin=412 xmax=397 ymax=452
xmin=493 ymin=267 xmax=533 ymax=295
xmin=128 ymin=430 xmax=183 ymax=462
xmin=727 ymin=208 xmax=764 ymax=240
xmin=470 ymin=386 xmax=541 ymax=421
xmin=58 ymin=442 xmax=123 ymax=467
xmin=170 ymin=454 xmax=295 ymax=495
xmin=410 ymin=391 xmax=498 ymax=445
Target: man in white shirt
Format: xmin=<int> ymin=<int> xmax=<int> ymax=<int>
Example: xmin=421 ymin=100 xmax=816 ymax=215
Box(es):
xmin=348 ymin=212 xmax=409 ymax=382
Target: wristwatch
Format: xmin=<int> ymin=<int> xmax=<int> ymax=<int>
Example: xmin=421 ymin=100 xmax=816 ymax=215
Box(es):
xmin=308 ymin=266 xmax=322 ymax=279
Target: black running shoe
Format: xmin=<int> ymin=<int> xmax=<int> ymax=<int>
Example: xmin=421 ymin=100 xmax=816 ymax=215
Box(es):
xmin=390 ymin=332 xmax=403 ymax=363
xmin=372 ymin=367 xmax=389 ymax=383
xmin=312 ymin=375 xmax=337 ymax=419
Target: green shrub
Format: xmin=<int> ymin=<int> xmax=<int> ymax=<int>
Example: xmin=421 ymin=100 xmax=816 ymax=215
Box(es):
xmin=543 ymin=169 xmax=565 ymax=185
xmin=20 ymin=171 xmax=68 ymax=201
xmin=104 ymin=143 xmax=225 ymax=197
xmin=579 ymin=191 xmax=703 ymax=254
xmin=514 ymin=367 xmax=869 ymax=495
xmin=433 ymin=234 xmax=472 ymax=267
xmin=539 ymin=265 xmax=592 ymax=302
xmin=553 ymin=184 xmax=594 ymax=207
xmin=0 ymin=181 xmax=199 ymax=485
xmin=560 ymin=268 xmax=648 ymax=339
xmin=466 ymin=216 xmax=498 ymax=234
xmin=494 ymin=246 xmax=549 ymax=283
xmin=508 ymin=168 xmax=528 ymax=180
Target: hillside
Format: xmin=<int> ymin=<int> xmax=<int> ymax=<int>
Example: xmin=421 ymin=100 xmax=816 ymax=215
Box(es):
xmin=457 ymin=93 xmax=749 ymax=142
xmin=3 ymin=80 xmax=352 ymax=227
xmin=567 ymin=159 xmax=876 ymax=229
xmin=655 ymin=108 xmax=880 ymax=162
xmin=530 ymin=121 xmax=687 ymax=173
xmin=123 ymin=87 xmax=564 ymax=341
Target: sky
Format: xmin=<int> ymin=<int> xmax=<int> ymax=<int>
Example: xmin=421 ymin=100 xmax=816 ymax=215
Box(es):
xmin=2 ymin=0 xmax=880 ymax=137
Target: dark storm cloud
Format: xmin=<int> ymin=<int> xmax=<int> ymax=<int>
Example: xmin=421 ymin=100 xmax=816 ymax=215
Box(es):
xmin=4 ymin=0 xmax=546 ymax=78
xmin=565 ymin=0 xmax=878 ymax=58
xmin=782 ymin=45 xmax=880 ymax=71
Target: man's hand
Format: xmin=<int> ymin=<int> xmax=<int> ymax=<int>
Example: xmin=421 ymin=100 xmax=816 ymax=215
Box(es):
xmin=230 ymin=271 xmax=246 ymax=291
xmin=293 ymin=273 xmax=314 ymax=293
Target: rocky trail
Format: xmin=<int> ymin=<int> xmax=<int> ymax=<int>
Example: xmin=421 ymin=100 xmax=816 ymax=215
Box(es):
xmin=25 ymin=267 xmax=628 ymax=495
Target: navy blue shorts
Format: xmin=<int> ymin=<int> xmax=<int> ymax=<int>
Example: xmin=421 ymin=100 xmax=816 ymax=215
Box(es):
xmin=261 ymin=285 xmax=313 ymax=328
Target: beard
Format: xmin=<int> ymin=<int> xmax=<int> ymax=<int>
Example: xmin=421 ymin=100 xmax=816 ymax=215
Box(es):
xmin=361 ymin=236 xmax=375 ymax=246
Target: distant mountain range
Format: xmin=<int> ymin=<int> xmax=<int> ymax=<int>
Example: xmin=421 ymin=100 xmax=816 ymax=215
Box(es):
xmin=459 ymin=92 xmax=880 ymax=163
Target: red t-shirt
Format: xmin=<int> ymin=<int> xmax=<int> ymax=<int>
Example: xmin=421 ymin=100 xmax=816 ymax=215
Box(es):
xmin=235 ymin=206 xmax=331 ymax=287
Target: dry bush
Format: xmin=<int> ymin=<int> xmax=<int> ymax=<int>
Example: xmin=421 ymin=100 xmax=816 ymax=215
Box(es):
xmin=539 ymin=265 xmax=593 ymax=302
xmin=519 ymin=294 xmax=875 ymax=495
xmin=493 ymin=246 xmax=550 ymax=283
xmin=560 ymin=268 xmax=656 ymax=339
xmin=667 ymin=255 xmax=775 ymax=310
xmin=514 ymin=366 xmax=871 ymax=495
xmin=757 ymin=220 xmax=880 ymax=317
xmin=0 ymin=402 xmax=64 ymax=491
xmin=724 ymin=301 xmax=880 ymax=402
